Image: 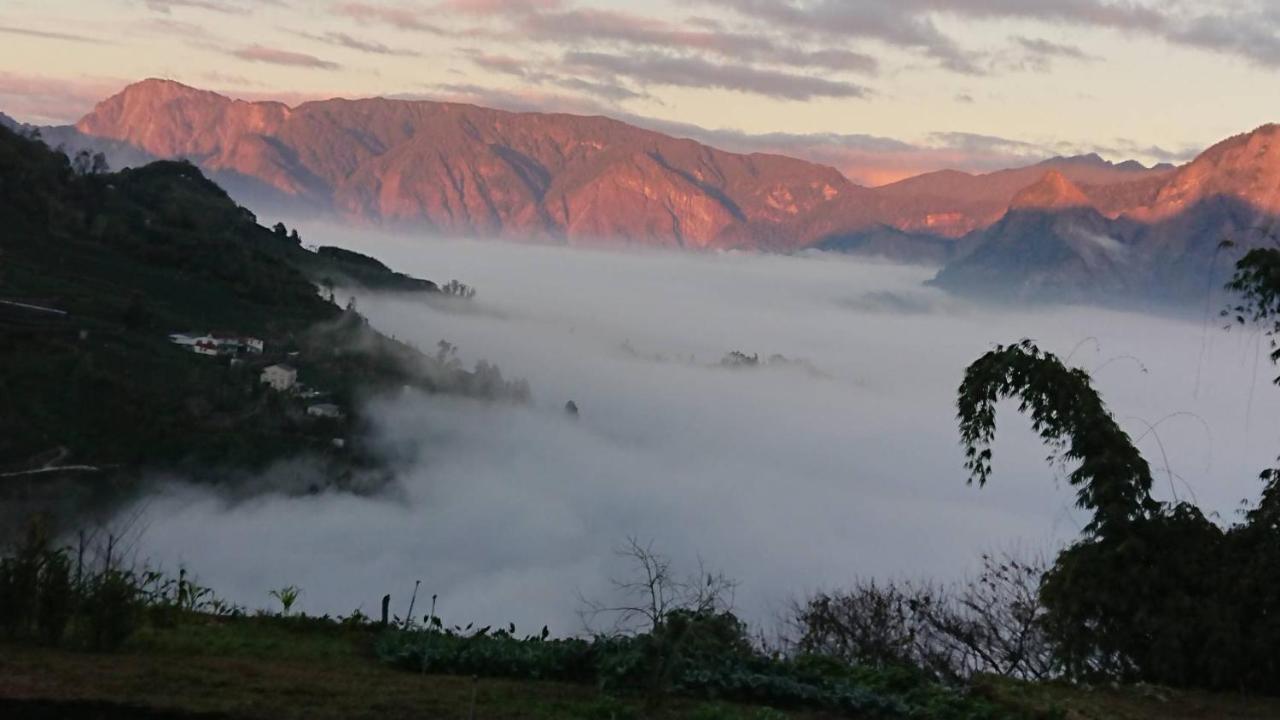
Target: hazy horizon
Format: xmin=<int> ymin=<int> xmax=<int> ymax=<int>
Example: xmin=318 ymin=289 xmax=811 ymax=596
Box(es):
xmin=7 ymin=2 xmax=1280 ymax=183
xmin=103 ymin=230 xmax=1280 ymax=632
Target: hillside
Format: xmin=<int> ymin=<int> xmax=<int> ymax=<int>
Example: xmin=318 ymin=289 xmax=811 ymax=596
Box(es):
xmin=57 ymin=79 xmax=1171 ymax=255
xmin=72 ymin=79 xmax=865 ymax=251
xmin=42 ymin=79 xmax=1280 ymax=304
xmin=0 ymin=123 xmax=522 ymax=518
xmin=932 ymin=125 xmax=1280 ymax=306
xmin=870 ymin=155 xmax=1171 ymax=237
xmin=4 ymin=617 xmax=1279 ymax=720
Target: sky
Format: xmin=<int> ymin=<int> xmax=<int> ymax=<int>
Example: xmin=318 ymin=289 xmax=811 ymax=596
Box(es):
xmin=3 ymin=1 xmax=1279 ymax=183
xmin=107 ymin=232 xmax=1280 ymax=630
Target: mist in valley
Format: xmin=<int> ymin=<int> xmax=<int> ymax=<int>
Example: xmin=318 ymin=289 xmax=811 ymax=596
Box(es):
xmin=109 ymin=232 xmax=1280 ymax=634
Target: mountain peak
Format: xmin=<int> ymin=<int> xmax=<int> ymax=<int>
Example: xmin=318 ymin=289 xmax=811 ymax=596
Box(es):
xmin=108 ymin=78 xmax=233 ymax=107
xmin=1039 ymin=152 xmax=1107 ymax=168
xmin=77 ymin=79 xmax=289 ymax=161
xmin=1009 ymin=170 xmax=1091 ymax=210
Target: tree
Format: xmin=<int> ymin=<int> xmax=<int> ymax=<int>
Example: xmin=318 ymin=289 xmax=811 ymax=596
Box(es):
xmin=952 ymin=243 xmax=1280 ymax=689
xmin=580 ymin=538 xmax=743 ymax=703
xmin=441 ymin=279 xmax=476 ymax=299
xmin=1225 ymin=245 xmax=1280 ymax=385
xmin=793 ymin=550 xmax=1055 ymax=682
xmin=958 ymin=340 xmax=1160 ymax=538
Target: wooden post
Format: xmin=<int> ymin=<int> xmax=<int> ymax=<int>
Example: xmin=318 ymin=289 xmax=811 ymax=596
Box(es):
xmin=468 ymin=676 xmax=478 ymax=720
xmin=76 ymin=531 xmax=85 ymax=590
xmin=404 ymin=580 xmax=420 ymax=630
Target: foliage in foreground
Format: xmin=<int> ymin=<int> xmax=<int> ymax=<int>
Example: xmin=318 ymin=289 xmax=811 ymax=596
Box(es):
xmin=0 ymin=519 xmax=237 ymax=651
xmin=375 ymin=618 xmax=1024 ymax=719
xmin=953 ymin=242 xmax=1280 ymax=691
xmin=795 ymin=551 xmax=1055 ymax=684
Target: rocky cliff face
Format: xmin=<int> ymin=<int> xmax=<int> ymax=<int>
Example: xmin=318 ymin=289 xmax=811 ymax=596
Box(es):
xmin=933 ymin=125 xmax=1280 ymax=306
xmin=74 ymin=79 xmax=860 ymax=249
xmin=69 ymin=79 xmax=1172 ymax=253
xmin=868 ymin=155 xmax=1172 ymax=238
xmin=63 ymin=79 xmax=1280 ymax=306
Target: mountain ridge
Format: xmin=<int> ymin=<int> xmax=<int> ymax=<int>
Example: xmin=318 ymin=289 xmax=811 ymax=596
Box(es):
xmin=71 ymin=78 xmax=865 ymax=250
xmin=59 ymin=79 xmax=1176 ymax=253
xmin=19 ymin=79 xmax=1280 ymax=306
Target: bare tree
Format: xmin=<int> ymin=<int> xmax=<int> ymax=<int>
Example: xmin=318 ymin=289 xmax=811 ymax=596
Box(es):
xmin=441 ymin=279 xmax=477 ymax=299
xmin=579 ymin=538 xmax=743 ymax=704
xmin=580 ymin=536 xmax=737 ymax=635
xmin=792 ymin=549 xmax=1055 ymax=682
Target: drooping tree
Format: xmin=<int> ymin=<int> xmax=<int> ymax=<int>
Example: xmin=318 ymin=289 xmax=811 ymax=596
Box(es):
xmin=955 ymin=246 xmax=1280 ymax=689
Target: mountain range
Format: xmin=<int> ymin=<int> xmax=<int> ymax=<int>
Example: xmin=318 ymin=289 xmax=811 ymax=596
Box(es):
xmin=17 ymin=78 xmax=1280 ymax=306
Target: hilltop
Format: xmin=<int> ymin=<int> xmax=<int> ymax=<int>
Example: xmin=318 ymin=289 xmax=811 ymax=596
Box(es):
xmin=0 ymin=123 xmax=524 ymax=524
xmin=62 ymin=79 xmax=1168 ymax=254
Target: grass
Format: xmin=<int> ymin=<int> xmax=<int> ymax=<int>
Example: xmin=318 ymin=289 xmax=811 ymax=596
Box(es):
xmin=977 ymin=676 xmax=1280 ymax=720
xmin=0 ymin=616 xmax=837 ymax=720
xmin=4 ymin=615 xmax=1280 ymax=720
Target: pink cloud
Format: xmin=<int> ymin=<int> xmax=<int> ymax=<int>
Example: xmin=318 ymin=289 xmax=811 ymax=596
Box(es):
xmin=0 ymin=71 xmax=127 ymax=124
xmin=333 ymin=2 xmax=445 ymax=32
xmin=231 ymin=45 xmax=340 ymax=69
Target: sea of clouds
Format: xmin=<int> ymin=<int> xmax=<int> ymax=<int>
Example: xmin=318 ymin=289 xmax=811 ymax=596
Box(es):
xmin=111 ymin=233 xmax=1280 ymax=634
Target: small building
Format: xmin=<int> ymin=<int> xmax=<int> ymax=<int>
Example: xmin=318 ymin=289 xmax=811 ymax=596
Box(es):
xmin=172 ymin=332 xmax=264 ymax=357
xmin=192 ymin=336 xmax=222 ymax=356
xmin=260 ymin=364 xmax=298 ymax=391
xmin=307 ymin=403 xmax=345 ymax=420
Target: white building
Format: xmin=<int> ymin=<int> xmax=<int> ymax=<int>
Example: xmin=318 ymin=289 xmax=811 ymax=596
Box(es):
xmin=307 ymin=403 xmax=345 ymax=419
xmin=260 ymin=364 xmax=298 ymax=391
xmin=171 ymin=332 xmax=265 ymax=357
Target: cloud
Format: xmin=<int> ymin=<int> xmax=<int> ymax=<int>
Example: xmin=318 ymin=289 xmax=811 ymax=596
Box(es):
xmin=332 ymin=2 xmax=447 ymax=33
xmin=1010 ymin=36 xmax=1097 ymax=72
xmin=1013 ymin=36 xmax=1092 ymax=61
xmin=330 ymin=1 xmax=880 ymax=100
xmin=514 ymin=6 xmax=879 ymax=74
xmin=563 ymin=51 xmax=869 ymax=101
xmin=231 ymin=45 xmax=341 ymax=69
xmin=297 ymin=30 xmax=423 ymax=57
xmin=0 ymin=25 xmax=114 ymax=45
xmin=409 ymin=83 xmax=620 ymax=116
xmin=142 ymin=0 xmax=268 ymax=14
xmin=456 ymin=51 xmax=649 ymax=103
xmin=702 ymin=0 xmax=985 ymax=74
xmin=105 ymin=232 xmax=1280 ymax=632
xmin=0 ymin=71 xmax=127 ymax=125
xmin=370 ymin=86 xmax=1172 ymax=184
xmin=707 ymin=0 xmax=1280 ymax=71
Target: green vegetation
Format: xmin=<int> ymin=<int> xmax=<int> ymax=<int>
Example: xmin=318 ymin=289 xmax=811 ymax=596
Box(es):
xmin=947 ymin=240 xmax=1280 ymax=692
xmin=8 ymin=113 xmax=1280 ymax=717
xmin=4 ymin=519 xmax=1280 ymax=719
xmin=376 ymin=622 xmax=1024 ymax=718
xmin=0 ymin=124 xmax=524 ymax=506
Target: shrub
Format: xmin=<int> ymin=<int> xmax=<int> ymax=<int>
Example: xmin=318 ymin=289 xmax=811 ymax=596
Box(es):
xmin=794 ymin=551 xmax=1055 ymax=683
xmin=36 ymin=548 xmax=73 ymax=644
xmin=84 ymin=568 xmax=142 ymax=651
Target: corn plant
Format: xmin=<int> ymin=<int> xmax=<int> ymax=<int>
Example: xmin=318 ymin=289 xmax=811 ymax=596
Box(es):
xmin=269 ymin=585 xmax=302 ymax=616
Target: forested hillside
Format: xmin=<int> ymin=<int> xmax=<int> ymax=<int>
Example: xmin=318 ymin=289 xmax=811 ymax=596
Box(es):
xmin=0 ymin=124 xmax=523 ymax=514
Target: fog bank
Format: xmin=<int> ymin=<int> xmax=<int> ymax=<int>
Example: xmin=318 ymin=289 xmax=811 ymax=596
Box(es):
xmin=115 ymin=234 xmax=1280 ymax=632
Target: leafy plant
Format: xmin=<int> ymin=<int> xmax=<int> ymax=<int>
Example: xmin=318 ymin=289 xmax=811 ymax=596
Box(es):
xmin=84 ymin=567 xmax=142 ymax=651
xmin=269 ymin=585 xmax=302 ymax=616
xmin=953 ymin=248 xmax=1280 ymax=693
